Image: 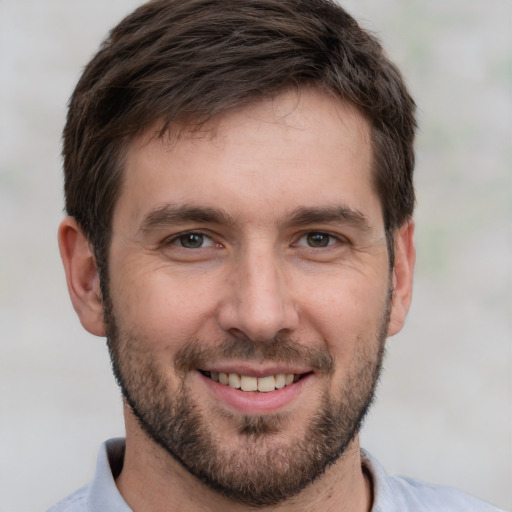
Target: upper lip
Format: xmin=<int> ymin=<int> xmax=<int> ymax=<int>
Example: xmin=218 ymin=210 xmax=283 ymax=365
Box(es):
xmin=198 ymin=362 xmax=313 ymax=378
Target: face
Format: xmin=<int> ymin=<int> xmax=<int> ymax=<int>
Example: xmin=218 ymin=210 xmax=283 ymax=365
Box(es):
xmin=104 ymin=89 xmax=397 ymax=506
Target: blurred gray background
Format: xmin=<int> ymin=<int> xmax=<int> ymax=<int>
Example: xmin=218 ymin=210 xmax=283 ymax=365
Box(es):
xmin=0 ymin=1 xmax=510 ymax=510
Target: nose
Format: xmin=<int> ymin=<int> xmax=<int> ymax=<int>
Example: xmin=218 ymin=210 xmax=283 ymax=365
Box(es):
xmin=217 ymin=245 xmax=299 ymax=342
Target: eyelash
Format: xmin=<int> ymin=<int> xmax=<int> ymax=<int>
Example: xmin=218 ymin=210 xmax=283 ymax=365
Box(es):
xmin=164 ymin=230 xmax=347 ymax=250
xmin=294 ymin=231 xmax=346 ymax=249
xmin=166 ymin=231 xmax=218 ymax=249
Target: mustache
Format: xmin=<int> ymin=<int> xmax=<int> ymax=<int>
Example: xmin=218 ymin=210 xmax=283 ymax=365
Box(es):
xmin=174 ymin=334 xmax=335 ymax=375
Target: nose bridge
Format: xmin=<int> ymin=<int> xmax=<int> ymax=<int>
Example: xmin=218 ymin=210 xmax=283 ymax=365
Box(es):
xmin=218 ymin=239 xmax=298 ymax=341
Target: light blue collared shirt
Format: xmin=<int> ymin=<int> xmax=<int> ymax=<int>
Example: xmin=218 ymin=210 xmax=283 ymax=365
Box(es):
xmin=48 ymin=438 xmax=504 ymax=512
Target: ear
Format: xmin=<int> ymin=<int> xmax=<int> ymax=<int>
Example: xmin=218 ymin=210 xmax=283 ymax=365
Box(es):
xmin=388 ymin=219 xmax=416 ymax=337
xmin=58 ymin=217 xmax=106 ymax=336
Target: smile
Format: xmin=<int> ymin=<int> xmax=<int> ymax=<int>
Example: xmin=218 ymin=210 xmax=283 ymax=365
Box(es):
xmin=200 ymin=370 xmax=304 ymax=392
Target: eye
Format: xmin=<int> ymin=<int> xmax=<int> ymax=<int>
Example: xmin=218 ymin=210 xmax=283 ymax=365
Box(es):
xmin=296 ymin=231 xmax=340 ymax=248
xmin=171 ymin=232 xmax=216 ymax=249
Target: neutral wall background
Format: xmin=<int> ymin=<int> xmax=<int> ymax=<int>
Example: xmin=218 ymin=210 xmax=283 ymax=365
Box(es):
xmin=0 ymin=1 xmax=510 ymax=510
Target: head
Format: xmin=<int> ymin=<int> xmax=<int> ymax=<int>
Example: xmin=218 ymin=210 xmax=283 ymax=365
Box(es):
xmin=63 ymin=0 xmax=416 ymax=281
xmin=59 ymin=0 xmax=416 ymax=507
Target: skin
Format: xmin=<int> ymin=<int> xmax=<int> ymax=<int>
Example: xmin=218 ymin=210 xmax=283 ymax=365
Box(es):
xmin=59 ymin=88 xmax=415 ymax=512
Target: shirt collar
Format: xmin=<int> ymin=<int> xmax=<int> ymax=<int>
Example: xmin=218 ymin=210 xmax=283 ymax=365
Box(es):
xmin=88 ymin=438 xmax=132 ymax=511
xmin=91 ymin=440 xmax=390 ymax=511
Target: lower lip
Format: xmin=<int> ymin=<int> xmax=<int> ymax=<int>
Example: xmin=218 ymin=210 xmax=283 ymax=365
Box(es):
xmin=198 ymin=372 xmax=312 ymax=414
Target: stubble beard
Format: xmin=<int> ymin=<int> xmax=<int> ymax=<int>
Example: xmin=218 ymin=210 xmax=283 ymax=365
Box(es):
xmin=103 ymin=289 xmax=390 ymax=507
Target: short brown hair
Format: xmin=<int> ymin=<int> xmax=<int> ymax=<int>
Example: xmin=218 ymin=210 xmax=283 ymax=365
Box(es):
xmin=63 ymin=0 xmax=416 ymax=274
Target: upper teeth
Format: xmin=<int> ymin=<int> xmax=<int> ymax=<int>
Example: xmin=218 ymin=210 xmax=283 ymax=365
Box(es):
xmin=210 ymin=372 xmax=296 ymax=392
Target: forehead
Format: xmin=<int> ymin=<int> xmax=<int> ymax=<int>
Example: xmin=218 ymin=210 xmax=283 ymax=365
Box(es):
xmin=114 ymin=88 xmax=380 ymax=232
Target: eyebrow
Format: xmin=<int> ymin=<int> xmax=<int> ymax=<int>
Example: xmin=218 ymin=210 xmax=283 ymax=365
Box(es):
xmin=140 ymin=203 xmax=372 ymax=234
xmin=139 ymin=204 xmax=236 ymax=232
xmin=283 ymin=205 xmax=372 ymax=232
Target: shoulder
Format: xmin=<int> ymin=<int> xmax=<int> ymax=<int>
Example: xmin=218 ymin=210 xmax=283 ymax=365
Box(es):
xmin=46 ymin=438 xmax=129 ymax=512
xmin=46 ymin=485 xmax=89 ymax=512
xmin=384 ymin=474 xmax=503 ymax=512
xmin=362 ymin=450 xmax=505 ymax=512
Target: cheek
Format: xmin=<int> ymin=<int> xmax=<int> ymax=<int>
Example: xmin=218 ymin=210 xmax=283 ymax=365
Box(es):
xmin=298 ymin=271 xmax=390 ymax=350
xmin=109 ymin=260 xmax=222 ymax=345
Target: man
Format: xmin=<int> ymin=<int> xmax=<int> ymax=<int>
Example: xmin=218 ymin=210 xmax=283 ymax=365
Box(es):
xmin=51 ymin=0 xmax=503 ymax=511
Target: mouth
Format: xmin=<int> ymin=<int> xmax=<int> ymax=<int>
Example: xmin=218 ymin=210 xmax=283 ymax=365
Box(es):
xmin=199 ymin=370 xmax=309 ymax=393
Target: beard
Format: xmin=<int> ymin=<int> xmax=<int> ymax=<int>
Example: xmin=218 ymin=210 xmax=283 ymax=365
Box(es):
xmin=103 ymin=288 xmax=390 ymax=507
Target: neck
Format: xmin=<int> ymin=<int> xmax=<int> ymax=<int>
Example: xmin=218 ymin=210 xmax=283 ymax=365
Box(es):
xmin=116 ymin=409 xmax=372 ymax=512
